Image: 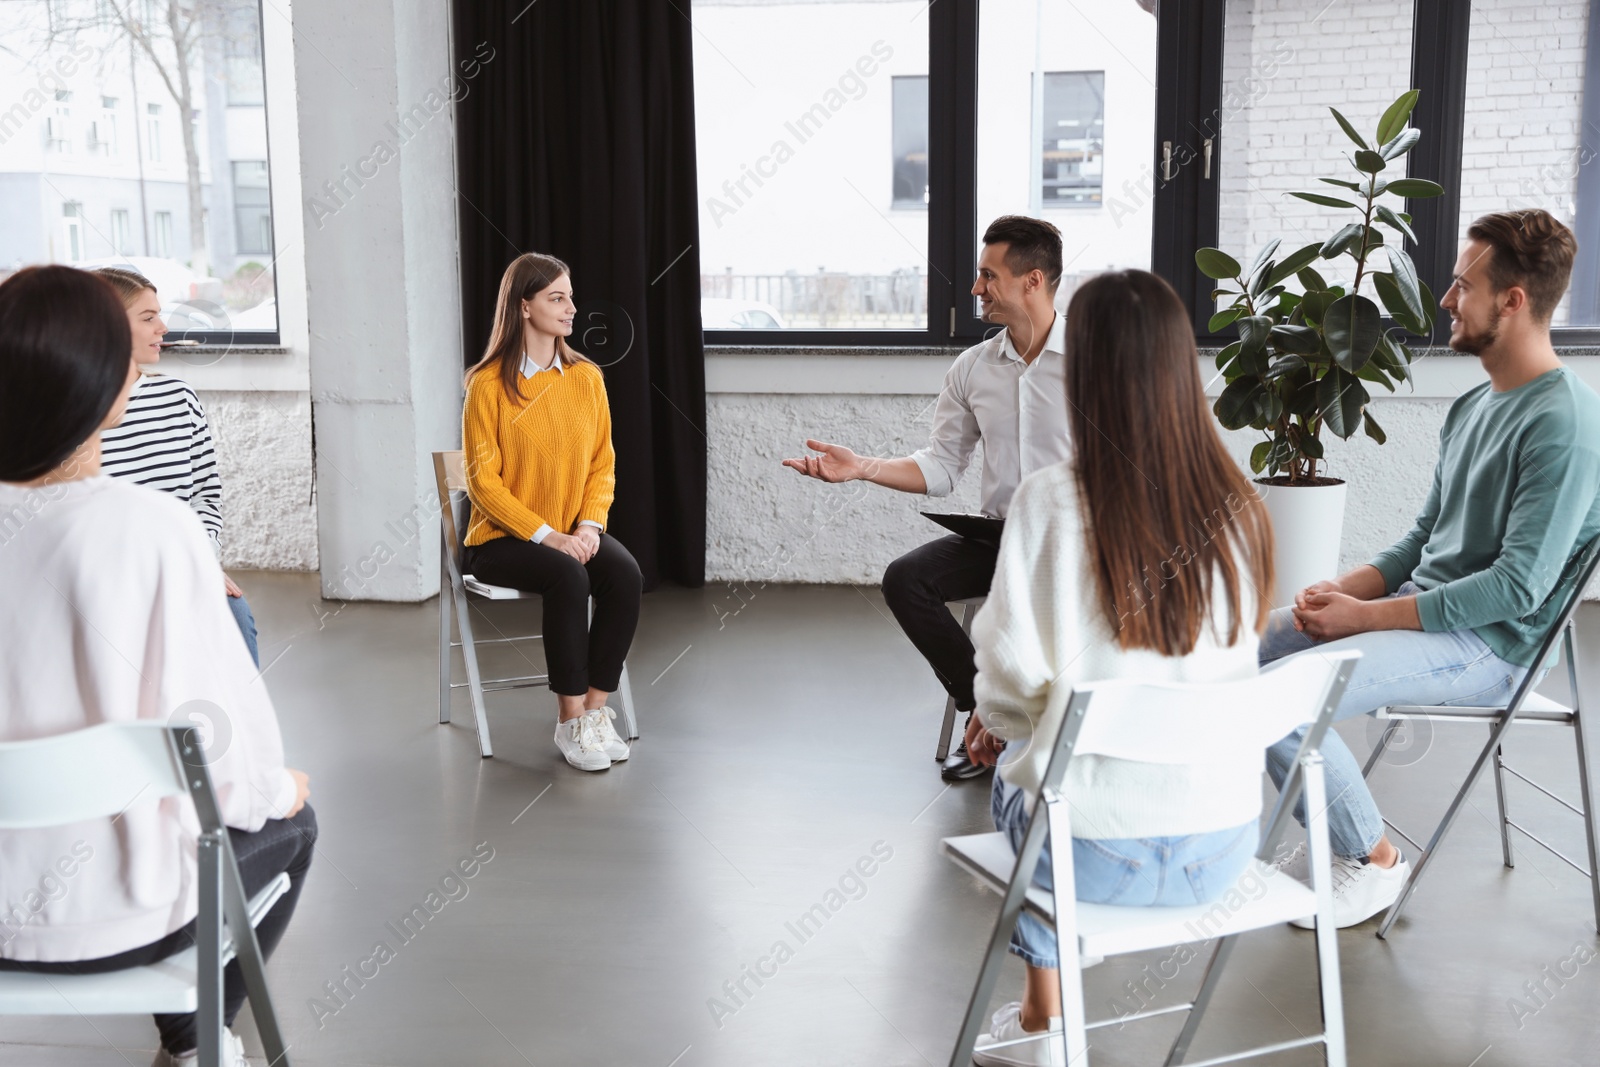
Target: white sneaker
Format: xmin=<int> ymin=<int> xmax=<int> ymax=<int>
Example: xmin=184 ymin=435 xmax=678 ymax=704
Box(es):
xmin=555 ymin=716 xmax=612 ymax=772
xmin=972 ymin=1001 xmax=1065 ymax=1067
xmin=151 ymin=1029 xmax=248 ymax=1067
xmin=583 ymin=707 xmax=630 ymax=762
xmin=1290 ymin=852 xmax=1410 ymax=929
xmin=1269 ymin=841 xmax=1309 ymax=884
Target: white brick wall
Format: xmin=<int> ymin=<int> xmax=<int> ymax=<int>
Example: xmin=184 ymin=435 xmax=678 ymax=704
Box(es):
xmin=1457 ymin=0 xmax=1589 ymax=326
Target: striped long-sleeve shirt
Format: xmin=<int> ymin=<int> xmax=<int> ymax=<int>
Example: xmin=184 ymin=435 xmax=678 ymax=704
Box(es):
xmin=100 ymin=375 xmax=224 ymax=556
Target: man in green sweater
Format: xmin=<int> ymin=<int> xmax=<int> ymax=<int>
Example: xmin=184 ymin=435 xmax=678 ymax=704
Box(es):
xmin=1261 ymin=209 xmax=1600 ymax=928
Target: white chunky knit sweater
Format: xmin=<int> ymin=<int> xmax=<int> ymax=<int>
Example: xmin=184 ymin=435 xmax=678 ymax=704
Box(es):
xmin=973 ymin=460 xmax=1265 ymax=839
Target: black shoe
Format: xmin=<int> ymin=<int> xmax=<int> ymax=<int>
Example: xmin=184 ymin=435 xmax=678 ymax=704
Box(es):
xmin=941 ymin=742 xmax=991 ymax=782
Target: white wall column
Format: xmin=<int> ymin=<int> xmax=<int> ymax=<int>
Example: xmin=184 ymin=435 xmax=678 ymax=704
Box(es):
xmin=292 ymin=0 xmax=462 ymax=601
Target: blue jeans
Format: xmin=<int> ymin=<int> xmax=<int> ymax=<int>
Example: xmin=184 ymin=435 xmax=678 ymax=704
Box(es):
xmin=227 ymin=592 xmax=260 ymax=667
xmin=1260 ymin=582 xmax=1536 ymax=859
xmin=991 ymin=776 xmax=1258 ymax=969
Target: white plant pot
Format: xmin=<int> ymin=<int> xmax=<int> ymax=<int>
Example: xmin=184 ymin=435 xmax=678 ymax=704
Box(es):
xmin=1255 ymin=480 xmax=1348 ymax=608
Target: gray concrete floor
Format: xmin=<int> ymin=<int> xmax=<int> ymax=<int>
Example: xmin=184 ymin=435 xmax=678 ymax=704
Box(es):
xmin=5 ymin=575 xmax=1600 ymax=1066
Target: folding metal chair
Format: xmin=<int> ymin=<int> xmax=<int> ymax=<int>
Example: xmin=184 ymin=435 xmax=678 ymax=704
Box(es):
xmin=433 ymin=450 xmax=639 ymax=759
xmin=1364 ymin=534 xmax=1600 ymax=938
xmin=0 ymin=722 xmax=293 ymax=1067
xmin=942 ymin=650 xmax=1360 ymax=1067
xmin=936 ymin=596 xmax=987 ymax=762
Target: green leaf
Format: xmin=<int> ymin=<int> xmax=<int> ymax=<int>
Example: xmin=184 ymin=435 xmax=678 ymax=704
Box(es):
xmin=1376 ymin=89 xmax=1421 ymax=145
xmin=1356 ymin=356 xmax=1398 ymax=391
xmin=1385 ymin=246 xmax=1427 ymax=326
xmin=1371 ymin=272 xmax=1424 ymax=333
xmin=1374 ymin=204 xmax=1417 ymax=243
xmin=1330 ymin=107 xmax=1370 ymax=150
xmin=1319 ymin=178 xmax=1364 ymax=191
xmin=1247 ymin=238 xmax=1283 ymax=283
xmin=1297 ymin=266 xmax=1328 ymax=292
xmin=1354 ymin=150 xmax=1388 ymax=173
xmin=1270 ymin=324 xmax=1322 ymax=355
xmin=1268 ymin=354 xmax=1309 ymax=377
xmin=1418 ymin=279 xmax=1437 ymax=331
xmin=1394 ymin=340 xmax=1418 ymax=383
xmin=1379 ymin=127 xmax=1421 ymax=160
xmin=1323 ymin=294 xmax=1383 ymax=372
xmin=1321 ymin=223 xmax=1365 ymax=259
xmin=1371 ymin=333 xmax=1410 ymax=383
xmin=1317 ymin=367 xmax=1369 ymax=439
xmin=1363 ymin=410 xmax=1388 ymax=444
xmin=1268 ymin=243 xmax=1324 ymax=286
xmin=1250 ymin=440 xmax=1272 ymax=475
xmin=1196 ymin=248 xmax=1243 ymax=280
xmin=1290 ymin=191 xmax=1360 ymax=209
xmin=1209 ymin=307 xmax=1243 ymax=332
xmin=1215 ymin=379 xmax=1262 ymax=430
xmin=1385 ymin=178 xmax=1445 ymax=199
xmin=1300 ymin=434 xmax=1325 ymax=460
xmin=1214 ymin=339 xmax=1243 ymax=372
xmin=1300 ymin=289 xmax=1333 ymax=326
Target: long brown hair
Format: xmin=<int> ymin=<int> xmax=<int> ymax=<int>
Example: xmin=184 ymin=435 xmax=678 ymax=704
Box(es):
xmin=465 ymin=252 xmax=593 ymax=402
xmin=92 ymin=266 xmax=157 ymax=307
xmin=1065 ymin=270 xmax=1274 ymax=654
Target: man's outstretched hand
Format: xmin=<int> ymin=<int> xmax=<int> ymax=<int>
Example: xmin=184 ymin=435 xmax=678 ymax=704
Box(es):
xmin=782 ymin=439 xmax=863 ymax=483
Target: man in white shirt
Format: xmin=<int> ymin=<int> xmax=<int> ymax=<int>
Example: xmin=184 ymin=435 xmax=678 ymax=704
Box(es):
xmin=783 ymin=216 xmax=1071 ymax=780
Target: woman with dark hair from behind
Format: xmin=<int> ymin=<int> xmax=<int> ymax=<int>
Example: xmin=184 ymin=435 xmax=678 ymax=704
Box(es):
xmin=0 ymin=266 xmax=315 ymax=1067
xmin=963 ymin=270 xmax=1276 ymax=1066
xmin=461 ymin=252 xmax=643 ymax=772
xmin=94 ymin=266 xmax=260 ymax=666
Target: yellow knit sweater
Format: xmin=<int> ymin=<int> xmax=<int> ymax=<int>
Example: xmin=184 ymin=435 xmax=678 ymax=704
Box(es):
xmin=462 ymin=360 xmax=616 ymax=547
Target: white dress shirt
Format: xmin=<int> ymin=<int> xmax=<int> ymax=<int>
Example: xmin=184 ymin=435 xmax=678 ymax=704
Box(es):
xmin=518 ymin=353 xmax=604 ymax=545
xmin=910 ymin=313 xmax=1071 ymax=519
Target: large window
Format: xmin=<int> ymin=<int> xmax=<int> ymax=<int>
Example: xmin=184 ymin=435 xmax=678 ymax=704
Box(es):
xmin=1041 ymin=71 xmax=1106 ymax=206
xmin=691 ymin=0 xmax=930 ymax=333
xmin=0 ymin=0 xmax=280 ymax=343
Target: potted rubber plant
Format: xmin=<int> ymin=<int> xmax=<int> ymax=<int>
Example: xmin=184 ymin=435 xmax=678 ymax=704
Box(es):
xmin=1195 ymin=88 xmax=1441 ymax=603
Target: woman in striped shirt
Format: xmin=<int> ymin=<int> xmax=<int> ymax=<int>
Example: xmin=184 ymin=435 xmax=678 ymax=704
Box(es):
xmin=95 ymin=268 xmax=260 ymax=666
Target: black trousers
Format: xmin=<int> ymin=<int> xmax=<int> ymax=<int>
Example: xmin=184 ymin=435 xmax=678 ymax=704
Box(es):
xmin=881 ymin=535 xmax=1000 ymax=713
xmin=0 ymin=804 xmax=318 ymax=1055
xmin=464 ymin=533 xmax=642 ymax=695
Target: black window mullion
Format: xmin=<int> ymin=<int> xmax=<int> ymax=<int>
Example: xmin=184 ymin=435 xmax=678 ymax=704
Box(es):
xmin=1151 ymin=0 xmax=1226 ymax=338
xmin=930 ymin=0 xmax=982 ymax=344
xmin=1408 ymin=0 xmax=1472 ymax=346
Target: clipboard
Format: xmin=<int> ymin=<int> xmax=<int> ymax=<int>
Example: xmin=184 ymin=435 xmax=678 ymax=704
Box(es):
xmin=922 ymin=511 xmax=1005 ymax=545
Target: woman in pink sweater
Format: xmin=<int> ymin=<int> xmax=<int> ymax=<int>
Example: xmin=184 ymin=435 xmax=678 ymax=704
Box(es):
xmin=0 ymin=266 xmax=314 ymax=1067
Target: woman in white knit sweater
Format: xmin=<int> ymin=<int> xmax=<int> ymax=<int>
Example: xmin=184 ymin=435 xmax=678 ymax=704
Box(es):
xmin=965 ymin=270 xmax=1275 ymax=1066
xmin=0 ymin=267 xmax=313 ymax=1067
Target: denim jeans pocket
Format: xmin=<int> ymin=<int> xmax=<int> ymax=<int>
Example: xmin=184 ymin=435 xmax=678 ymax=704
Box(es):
xmin=1181 ymin=825 xmax=1258 ymax=904
xmin=1074 ymin=838 xmax=1145 ymax=904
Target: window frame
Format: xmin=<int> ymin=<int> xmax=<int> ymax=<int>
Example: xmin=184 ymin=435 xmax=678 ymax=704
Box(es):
xmin=705 ymin=0 xmax=1600 ymax=351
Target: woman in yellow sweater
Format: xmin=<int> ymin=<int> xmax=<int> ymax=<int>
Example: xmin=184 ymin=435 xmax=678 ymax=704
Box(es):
xmin=462 ymin=253 xmax=642 ymax=772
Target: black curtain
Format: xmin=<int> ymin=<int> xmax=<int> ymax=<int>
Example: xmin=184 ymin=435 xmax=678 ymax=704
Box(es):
xmin=452 ymin=1 xmax=707 ymax=589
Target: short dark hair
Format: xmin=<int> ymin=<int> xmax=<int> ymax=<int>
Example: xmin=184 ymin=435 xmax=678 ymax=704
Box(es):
xmin=982 ymin=215 xmax=1064 ymax=290
xmin=1466 ymin=209 xmax=1577 ymax=323
xmin=0 ymin=266 xmax=132 ymax=482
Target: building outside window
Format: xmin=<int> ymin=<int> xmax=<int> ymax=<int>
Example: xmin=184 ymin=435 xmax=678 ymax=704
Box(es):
xmin=61 ymin=202 xmax=83 ymax=261
xmin=1041 ymin=71 xmax=1105 ymax=205
xmin=110 ymin=208 xmax=131 ymax=253
xmin=145 ymin=102 xmax=162 ymax=163
xmin=891 ymin=75 xmax=928 ymax=209
xmin=231 ymin=161 xmax=271 ymax=254
xmin=48 ymin=91 xmax=72 ymax=152
xmin=153 ymin=210 xmax=172 ymax=257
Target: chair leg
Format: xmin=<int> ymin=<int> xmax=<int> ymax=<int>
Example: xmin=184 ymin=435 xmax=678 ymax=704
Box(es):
xmin=439 ymin=553 xmax=453 ymax=725
xmin=1163 ymin=936 xmax=1237 ymax=1066
xmin=1361 ymin=718 xmax=1401 ymax=779
xmin=616 ymin=662 xmax=640 ymax=740
xmin=1377 ymin=709 xmax=1524 ymax=938
xmin=936 ymin=694 xmax=959 ymax=762
xmin=1047 ymin=799 xmax=1089 ymax=1065
xmin=1492 ymin=739 xmax=1515 ymax=869
xmin=453 ymin=591 xmax=494 ymax=759
xmin=1571 ymin=702 xmax=1600 ymax=934
xmin=221 ymin=856 xmax=291 ymax=1066
xmin=1303 ymin=755 xmax=1347 ymax=1067
xmin=196 ymin=833 xmax=225 ymax=1067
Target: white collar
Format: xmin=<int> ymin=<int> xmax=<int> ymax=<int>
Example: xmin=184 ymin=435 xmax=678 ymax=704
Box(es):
xmin=999 ymin=312 xmax=1066 ymax=364
xmin=520 ymin=352 xmax=564 ymax=378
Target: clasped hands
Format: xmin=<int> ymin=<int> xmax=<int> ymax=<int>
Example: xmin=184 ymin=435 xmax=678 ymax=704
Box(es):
xmin=1291 ymin=579 xmax=1372 ymax=642
xmin=546 ymin=524 xmax=601 ymax=563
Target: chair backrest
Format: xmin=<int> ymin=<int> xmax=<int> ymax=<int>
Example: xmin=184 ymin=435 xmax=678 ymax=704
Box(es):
xmin=432 ymin=450 xmax=470 ymax=571
xmin=1527 ymin=532 xmax=1600 ymax=663
xmin=0 ymin=722 xmax=188 ymax=830
xmin=1043 ymin=650 xmax=1361 ymax=766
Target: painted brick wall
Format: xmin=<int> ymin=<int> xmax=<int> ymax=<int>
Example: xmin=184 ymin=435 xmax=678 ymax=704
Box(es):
xmin=199 ymin=390 xmax=319 ymax=571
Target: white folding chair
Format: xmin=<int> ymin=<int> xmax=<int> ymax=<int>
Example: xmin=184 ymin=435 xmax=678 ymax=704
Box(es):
xmin=0 ymin=722 xmax=293 ymax=1067
xmin=433 ymin=450 xmax=639 ymax=759
xmin=942 ymin=650 xmax=1361 ymax=1067
xmin=936 ymin=596 xmax=987 ymax=762
xmin=1364 ymin=534 xmax=1600 ymax=938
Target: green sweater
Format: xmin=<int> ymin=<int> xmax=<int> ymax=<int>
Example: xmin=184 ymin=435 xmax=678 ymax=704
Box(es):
xmin=1369 ymin=367 xmax=1600 ymax=668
